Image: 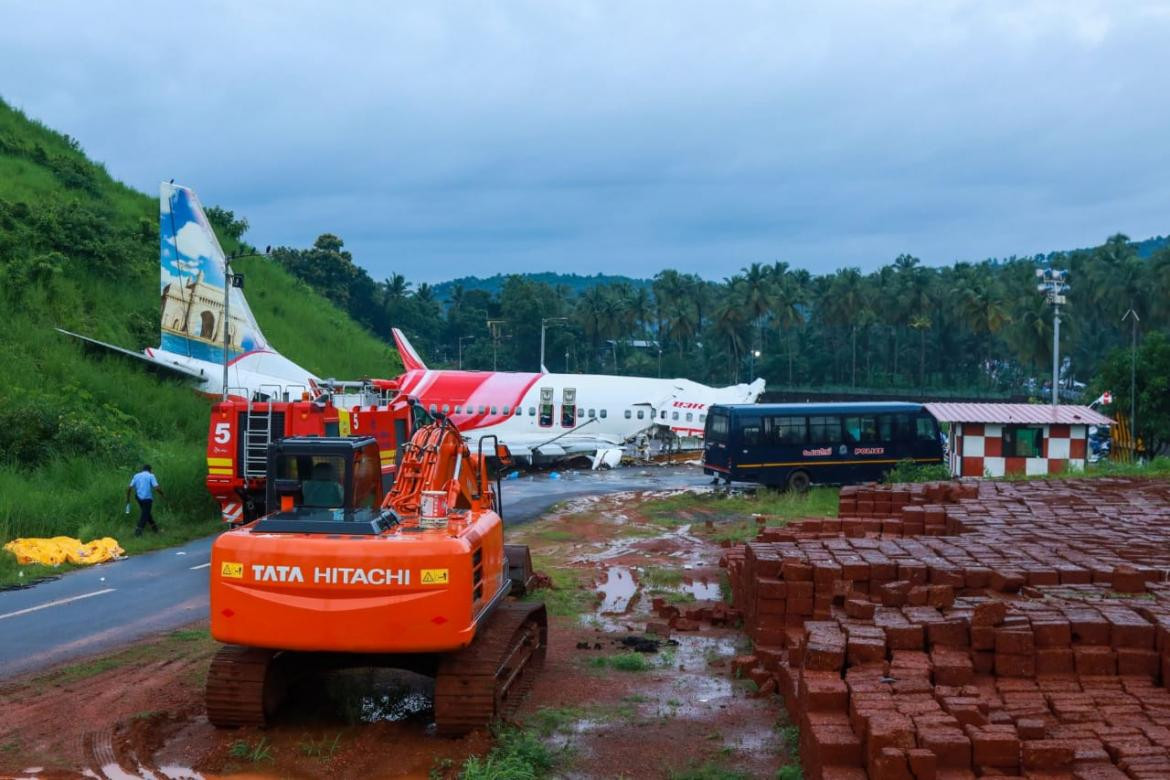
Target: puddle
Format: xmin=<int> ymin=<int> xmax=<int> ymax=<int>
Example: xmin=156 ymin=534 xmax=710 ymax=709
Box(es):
xmin=302 ymin=668 xmax=434 ymax=725
xmin=597 ymin=566 xmax=638 ymax=614
xmin=684 ymin=577 xmax=722 ymax=601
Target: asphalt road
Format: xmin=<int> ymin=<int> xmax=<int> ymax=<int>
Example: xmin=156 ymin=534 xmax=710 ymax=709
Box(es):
xmin=0 ymin=465 xmax=706 ymax=680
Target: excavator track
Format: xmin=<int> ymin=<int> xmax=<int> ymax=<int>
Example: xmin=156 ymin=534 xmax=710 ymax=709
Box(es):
xmin=205 ymin=645 xmax=286 ymax=728
xmin=433 ymin=601 xmax=548 ymax=735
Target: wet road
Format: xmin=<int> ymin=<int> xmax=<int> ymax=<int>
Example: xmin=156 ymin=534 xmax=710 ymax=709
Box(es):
xmin=0 ymin=465 xmax=706 ymax=679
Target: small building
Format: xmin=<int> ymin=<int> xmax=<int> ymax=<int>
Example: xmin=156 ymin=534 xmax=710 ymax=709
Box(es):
xmin=924 ymin=403 xmax=1113 ymax=478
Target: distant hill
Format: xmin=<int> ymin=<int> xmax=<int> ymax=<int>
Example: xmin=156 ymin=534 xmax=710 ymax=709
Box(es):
xmin=431 ymin=271 xmax=650 ymax=302
xmin=431 ymin=237 xmax=1169 ymax=300
xmin=0 ymin=97 xmax=398 ymax=567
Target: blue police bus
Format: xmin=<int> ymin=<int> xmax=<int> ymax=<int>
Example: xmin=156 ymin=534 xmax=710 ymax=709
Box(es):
xmin=702 ymin=402 xmax=944 ymax=491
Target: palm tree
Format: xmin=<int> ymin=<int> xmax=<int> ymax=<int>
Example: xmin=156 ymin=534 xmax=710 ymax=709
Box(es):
xmin=909 ymin=314 xmax=931 ymax=387
xmin=713 ymin=292 xmax=748 ymax=383
xmin=770 ymin=266 xmax=805 ymax=384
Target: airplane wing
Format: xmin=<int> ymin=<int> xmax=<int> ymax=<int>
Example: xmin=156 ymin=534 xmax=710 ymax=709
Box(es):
xmin=55 ymin=328 xmax=208 ymax=381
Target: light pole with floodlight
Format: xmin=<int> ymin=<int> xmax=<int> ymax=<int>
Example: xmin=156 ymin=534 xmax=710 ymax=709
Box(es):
xmin=458 ymin=335 xmax=475 ymax=370
xmin=540 ymin=317 xmax=567 ymax=373
xmin=1036 ymin=267 xmax=1069 ymax=407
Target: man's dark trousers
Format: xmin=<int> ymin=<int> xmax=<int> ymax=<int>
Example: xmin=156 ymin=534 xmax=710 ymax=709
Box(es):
xmin=135 ymin=497 xmax=159 ymax=534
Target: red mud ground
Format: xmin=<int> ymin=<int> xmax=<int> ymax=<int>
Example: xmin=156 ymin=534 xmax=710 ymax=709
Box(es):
xmin=0 ymin=489 xmax=794 ymax=779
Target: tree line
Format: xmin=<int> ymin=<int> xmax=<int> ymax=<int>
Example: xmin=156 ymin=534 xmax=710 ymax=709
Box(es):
xmin=265 ymin=233 xmax=1168 ymax=394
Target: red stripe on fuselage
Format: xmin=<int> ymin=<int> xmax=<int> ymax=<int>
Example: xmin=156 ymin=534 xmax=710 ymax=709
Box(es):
xmin=398 ymin=370 xmax=543 ymax=430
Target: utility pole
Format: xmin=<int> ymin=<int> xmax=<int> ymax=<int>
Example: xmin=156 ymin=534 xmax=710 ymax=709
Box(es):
xmin=486 ymin=320 xmax=506 ymax=371
xmin=1036 ymin=267 xmax=1069 ymax=407
xmin=458 ymin=335 xmax=475 ymax=370
xmin=1123 ymin=307 xmax=1140 ymax=452
xmin=540 ymin=317 xmax=567 ymax=373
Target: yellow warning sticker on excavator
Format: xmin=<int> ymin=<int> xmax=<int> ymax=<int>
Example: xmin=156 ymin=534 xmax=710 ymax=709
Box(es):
xmin=221 ymin=561 xmax=244 ymax=579
xmin=421 ymin=568 xmax=449 ymax=585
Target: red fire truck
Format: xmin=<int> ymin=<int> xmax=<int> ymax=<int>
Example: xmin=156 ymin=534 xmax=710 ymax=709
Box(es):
xmin=205 ymin=381 xmax=416 ymax=524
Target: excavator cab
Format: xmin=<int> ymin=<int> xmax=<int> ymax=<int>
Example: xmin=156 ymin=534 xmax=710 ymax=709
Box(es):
xmin=259 ymin=436 xmax=395 ymax=533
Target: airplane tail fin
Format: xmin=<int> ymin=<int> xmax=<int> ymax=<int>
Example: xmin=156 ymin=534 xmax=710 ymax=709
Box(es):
xmin=158 ymin=182 xmax=268 ymax=364
xmin=391 ymin=328 xmax=428 ymax=372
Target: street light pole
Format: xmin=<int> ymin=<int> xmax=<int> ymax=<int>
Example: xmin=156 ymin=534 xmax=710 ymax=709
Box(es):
xmin=1123 ymin=307 xmax=1140 ymax=452
xmin=1036 ymin=267 xmax=1069 ymax=407
xmin=458 ymin=335 xmax=475 ymax=370
xmin=486 ymin=320 xmax=506 ymax=371
xmin=540 ymin=317 xmax=567 ymax=373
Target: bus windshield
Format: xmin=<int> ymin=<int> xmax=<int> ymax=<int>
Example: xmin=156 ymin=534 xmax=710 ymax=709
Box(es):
xmin=707 ymin=411 xmax=730 ymax=443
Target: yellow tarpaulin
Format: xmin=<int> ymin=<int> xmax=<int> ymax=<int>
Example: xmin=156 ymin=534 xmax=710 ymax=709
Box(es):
xmin=3 ymin=536 xmax=125 ymax=566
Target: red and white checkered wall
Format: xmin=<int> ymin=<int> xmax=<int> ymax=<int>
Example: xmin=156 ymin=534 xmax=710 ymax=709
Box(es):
xmin=949 ymin=423 xmax=1088 ymax=478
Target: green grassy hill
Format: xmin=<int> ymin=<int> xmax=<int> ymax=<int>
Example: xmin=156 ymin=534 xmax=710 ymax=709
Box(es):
xmin=0 ymin=98 xmax=398 ymax=581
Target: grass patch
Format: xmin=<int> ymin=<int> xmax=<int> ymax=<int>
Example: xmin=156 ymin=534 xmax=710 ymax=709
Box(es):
xmin=668 ymin=760 xmax=750 ymax=780
xmin=460 ymin=724 xmax=561 ymax=780
xmin=525 ymin=560 xmax=593 ymax=617
xmin=642 ymin=566 xmax=683 ymax=588
xmin=588 ymin=652 xmax=651 ymax=672
xmin=530 ymin=527 xmax=575 ymax=543
xmin=643 ymin=487 xmax=838 ymax=529
xmin=297 ymin=732 xmax=342 ymax=760
xmin=776 ymin=718 xmax=802 ymax=779
xmin=525 ymin=706 xmax=586 ymax=738
xmin=229 ymin=736 xmax=273 ymax=763
xmin=28 ymin=625 xmax=217 ymax=690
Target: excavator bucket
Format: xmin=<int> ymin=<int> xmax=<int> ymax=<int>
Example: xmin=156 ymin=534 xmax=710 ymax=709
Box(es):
xmin=504 ymin=544 xmax=536 ymax=596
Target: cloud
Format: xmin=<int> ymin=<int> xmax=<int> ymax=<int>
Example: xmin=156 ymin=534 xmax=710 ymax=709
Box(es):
xmin=0 ymin=1 xmax=1167 ymax=282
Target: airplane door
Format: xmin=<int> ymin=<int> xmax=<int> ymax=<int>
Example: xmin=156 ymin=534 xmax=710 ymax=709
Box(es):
xmin=561 ymin=388 xmax=576 ymax=428
xmin=539 ymin=387 xmax=554 ymax=428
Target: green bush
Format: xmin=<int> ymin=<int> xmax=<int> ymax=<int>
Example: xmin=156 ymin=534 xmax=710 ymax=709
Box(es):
xmin=882 ymin=458 xmax=952 ymax=484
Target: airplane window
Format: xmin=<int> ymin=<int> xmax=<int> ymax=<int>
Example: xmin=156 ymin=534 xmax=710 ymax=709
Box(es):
xmin=503 ymin=405 xmax=510 ymax=414
xmin=588 ymin=409 xmax=595 ymax=417
xmin=699 ymin=413 xmax=706 ymax=422
xmin=672 ymin=411 xmax=679 ymax=421
xmin=637 ymin=410 xmax=645 ymax=419
xmin=578 ymin=408 xmax=585 ymax=417
xmin=442 ymin=404 xmax=450 ymax=413
xmin=600 ymin=409 xmax=607 ymax=418
xmin=686 ymin=412 xmax=693 ymax=422
xmin=478 ymin=405 xmax=486 ymax=414
xmin=624 ymin=410 xmax=632 ymax=419
xmin=429 ymin=404 xmax=437 ymax=413
xmin=455 ymin=405 xmax=462 ymax=414
xmin=529 ymin=406 xmax=535 ymax=416
xmin=661 ymin=410 xmax=667 ymax=419
xmin=515 ymin=406 xmax=522 ymax=415
xmin=491 ymin=406 xmax=498 ymax=414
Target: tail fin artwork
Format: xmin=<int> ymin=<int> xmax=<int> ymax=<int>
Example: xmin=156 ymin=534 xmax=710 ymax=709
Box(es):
xmin=391 ymin=328 xmax=428 ymax=372
xmin=159 ymin=182 xmax=269 ymax=364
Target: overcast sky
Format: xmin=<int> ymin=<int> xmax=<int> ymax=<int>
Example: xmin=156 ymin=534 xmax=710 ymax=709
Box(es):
xmin=1 ymin=1 xmax=1167 ymax=282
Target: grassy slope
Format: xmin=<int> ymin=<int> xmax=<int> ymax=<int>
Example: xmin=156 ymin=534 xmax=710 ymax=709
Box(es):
xmin=0 ymin=98 xmax=398 ymax=584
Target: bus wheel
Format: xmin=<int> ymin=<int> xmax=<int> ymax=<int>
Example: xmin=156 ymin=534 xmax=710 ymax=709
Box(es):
xmin=786 ymin=470 xmax=811 ymax=494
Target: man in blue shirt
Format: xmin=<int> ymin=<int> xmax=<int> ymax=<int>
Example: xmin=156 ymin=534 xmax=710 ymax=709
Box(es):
xmin=125 ymin=464 xmax=166 ymax=536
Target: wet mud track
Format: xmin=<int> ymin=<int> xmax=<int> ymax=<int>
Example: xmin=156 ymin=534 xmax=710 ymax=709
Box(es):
xmin=0 ymin=478 xmax=793 ymax=779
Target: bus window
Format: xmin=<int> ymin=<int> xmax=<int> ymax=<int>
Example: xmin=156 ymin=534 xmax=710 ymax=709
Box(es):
xmin=769 ymin=416 xmax=807 ymax=445
xmin=878 ymin=414 xmax=893 ymax=442
xmin=738 ymin=415 xmax=763 ymax=446
xmin=893 ymin=413 xmax=912 ymax=440
xmin=915 ymin=414 xmax=937 ymax=442
xmin=843 ymin=415 xmax=879 ymax=443
xmin=808 ymin=415 xmax=842 ymax=444
xmin=707 ymin=411 xmax=730 ymax=442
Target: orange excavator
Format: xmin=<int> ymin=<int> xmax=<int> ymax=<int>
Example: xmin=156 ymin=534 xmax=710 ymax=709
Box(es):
xmin=205 ymin=408 xmax=546 ymax=733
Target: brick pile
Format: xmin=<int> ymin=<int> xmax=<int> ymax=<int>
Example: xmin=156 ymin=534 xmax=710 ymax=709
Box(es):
xmin=724 ymin=478 xmax=1170 ymax=779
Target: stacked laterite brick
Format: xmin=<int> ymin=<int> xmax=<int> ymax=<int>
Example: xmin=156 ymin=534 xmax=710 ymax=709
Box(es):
xmin=723 ymin=477 xmax=1170 ymax=779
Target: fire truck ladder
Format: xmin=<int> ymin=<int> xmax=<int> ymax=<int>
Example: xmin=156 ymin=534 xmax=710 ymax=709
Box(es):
xmin=242 ymin=385 xmax=282 ymax=479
